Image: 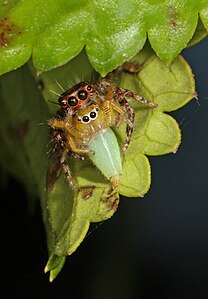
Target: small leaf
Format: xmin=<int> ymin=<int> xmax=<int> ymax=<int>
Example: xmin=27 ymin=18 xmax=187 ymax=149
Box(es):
xmin=140 ymin=112 xmax=181 ymax=155
xmin=119 ymin=154 xmax=151 ymax=198
xmin=44 ymin=254 xmax=66 ymax=282
xmin=120 ymin=52 xmax=195 ymax=112
xmin=187 ymin=17 xmax=208 ymax=47
xmin=148 ymin=2 xmax=199 ymax=64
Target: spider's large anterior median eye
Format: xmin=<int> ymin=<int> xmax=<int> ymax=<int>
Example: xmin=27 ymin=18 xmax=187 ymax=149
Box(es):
xmin=68 ymin=96 xmax=78 ymax=106
xmin=82 ymin=115 xmax=90 ymax=123
xmin=90 ymin=111 xmax=97 ymax=119
xmin=89 ymin=108 xmax=99 ymax=120
xmin=78 ymin=90 xmax=88 ymax=100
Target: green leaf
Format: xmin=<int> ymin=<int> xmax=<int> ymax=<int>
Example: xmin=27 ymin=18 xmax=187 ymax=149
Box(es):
xmin=187 ymin=16 xmax=208 ymax=47
xmin=147 ymin=2 xmax=199 ymax=64
xmin=0 ymin=0 xmax=20 ymax=19
xmin=44 ymin=254 xmax=66 ymax=282
xmin=201 ymin=6 xmax=208 ymax=31
xmin=46 ymin=167 xmax=118 ymax=252
xmin=139 ymin=112 xmax=181 ymax=155
xmin=112 ymin=45 xmax=194 ymax=195
xmin=126 ymin=54 xmax=196 ymax=112
xmin=0 ymin=64 xmax=49 ymax=197
xmin=0 ymin=0 xmax=207 ymax=76
xmin=44 ymin=167 xmax=119 ymax=280
xmin=29 ymin=45 xmax=195 ymax=278
xmin=119 ymin=154 xmax=151 ymax=198
xmin=0 ymin=42 xmax=195 ymax=278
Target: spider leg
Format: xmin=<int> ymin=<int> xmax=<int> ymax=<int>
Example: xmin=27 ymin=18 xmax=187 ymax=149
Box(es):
xmin=49 ymin=118 xmax=91 ymax=154
xmin=97 ymin=82 xmax=135 ymax=154
xmin=122 ymin=102 xmax=135 ymax=154
xmin=61 ymin=160 xmax=76 ymax=189
xmin=102 ymin=98 xmax=125 ymax=127
xmin=70 ymin=151 xmax=87 ymax=161
xmin=110 ymin=101 xmax=125 ymax=128
xmin=48 ymin=127 xmax=78 ymax=189
xmin=114 ymin=86 xmax=157 ymax=154
xmin=101 ymin=84 xmax=126 ymax=129
xmin=117 ymin=87 xmax=157 ymax=108
xmin=60 ymin=149 xmax=76 ymax=189
xmin=113 ymin=91 xmax=135 ymax=154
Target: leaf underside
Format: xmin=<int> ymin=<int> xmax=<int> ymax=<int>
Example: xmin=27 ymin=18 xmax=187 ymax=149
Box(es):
xmin=0 ymin=0 xmax=207 ymax=76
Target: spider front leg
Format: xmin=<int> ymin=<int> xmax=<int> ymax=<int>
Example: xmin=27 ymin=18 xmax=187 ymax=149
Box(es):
xmin=110 ymin=93 xmax=135 ymax=154
xmin=48 ymin=119 xmax=87 ymax=189
xmin=117 ymin=86 xmax=157 ymax=108
xmin=47 ymin=126 xmax=76 ymax=189
xmin=121 ymin=101 xmax=135 ymax=154
xmin=49 ymin=127 xmax=87 ymax=161
xmin=60 ymin=149 xmax=76 ymax=189
xmin=115 ymin=87 xmax=157 ymax=154
xmin=70 ymin=151 xmax=87 ymax=161
xmin=49 ymin=118 xmax=91 ymax=155
xmin=99 ymin=84 xmax=135 ymax=154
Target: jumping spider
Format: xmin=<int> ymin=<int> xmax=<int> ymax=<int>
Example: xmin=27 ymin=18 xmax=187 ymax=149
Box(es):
xmin=48 ymin=79 xmax=157 ymax=191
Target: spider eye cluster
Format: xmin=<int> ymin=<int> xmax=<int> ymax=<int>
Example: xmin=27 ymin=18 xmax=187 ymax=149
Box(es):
xmin=78 ymin=108 xmax=99 ymax=124
xmin=59 ymin=82 xmax=93 ymax=110
xmin=66 ymin=89 xmax=88 ymax=108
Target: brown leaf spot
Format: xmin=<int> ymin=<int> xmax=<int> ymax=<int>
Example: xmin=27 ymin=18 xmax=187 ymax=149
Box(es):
xmin=79 ymin=186 xmax=95 ymax=200
xmin=168 ymin=5 xmax=179 ymax=30
xmin=101 ymin=190 xmax=119 ymax=213
xmin=0 ymin=16 xmax=21 ymax=47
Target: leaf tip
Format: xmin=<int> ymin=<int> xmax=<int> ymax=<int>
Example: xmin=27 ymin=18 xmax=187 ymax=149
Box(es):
xmin=49 ymin=273 xmax=55 ymax=283
xmin=44 ymin=263 xmax=50 ymax=274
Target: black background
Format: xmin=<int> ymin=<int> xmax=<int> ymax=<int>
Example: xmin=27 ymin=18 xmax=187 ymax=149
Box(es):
xmin=1 ymin=37 xmax=208 ymax=298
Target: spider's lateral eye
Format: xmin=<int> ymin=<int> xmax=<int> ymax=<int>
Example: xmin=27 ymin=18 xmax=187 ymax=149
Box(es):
xmin=78 ymin=90 xmax=88 ymax=100
xmin=87 ymin=85 xmax=92 ymax=91
xmin=96 ymin=107 xmax=99 ymax=111
xmin=90 ymin=111 xmax=97 ymax=119
xmin=61 ymin=100 xmax=67 ymax=108
xmin=78 ymin=117 xmax=81 ymax=122
xmin=82 ymin=115 xmax=90 ymax=123
xmin=68 ymin=96 xmax=78 ymax=106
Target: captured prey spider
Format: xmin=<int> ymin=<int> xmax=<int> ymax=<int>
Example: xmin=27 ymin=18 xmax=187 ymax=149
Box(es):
xmin=48 ymin=79 xmax=157 ymax=192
